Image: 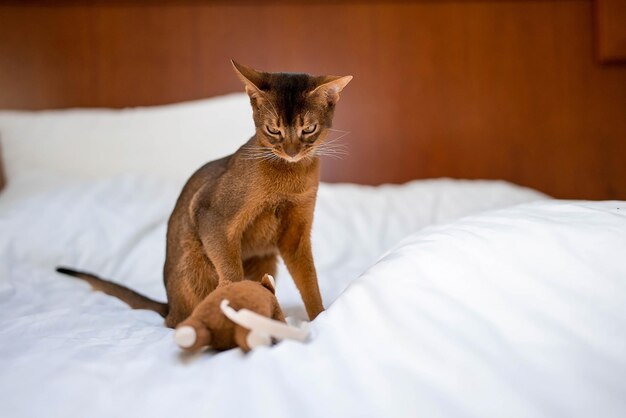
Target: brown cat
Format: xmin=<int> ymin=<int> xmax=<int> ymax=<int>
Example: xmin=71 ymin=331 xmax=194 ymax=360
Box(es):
xmin=57 ymin=61 xmax=352 ymax=327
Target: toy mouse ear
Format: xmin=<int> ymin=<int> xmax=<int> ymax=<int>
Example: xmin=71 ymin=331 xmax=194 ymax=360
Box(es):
xmin=261 ymin=274 xmax=276 ymax=294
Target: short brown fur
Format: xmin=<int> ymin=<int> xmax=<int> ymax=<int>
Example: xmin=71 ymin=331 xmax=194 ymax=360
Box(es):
xmin=57 ymin=61 xmax=352 ymax=327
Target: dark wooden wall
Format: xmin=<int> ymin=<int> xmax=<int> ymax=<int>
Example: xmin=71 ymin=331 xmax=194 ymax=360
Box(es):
xmin=596 ymin=0 xmax=626 ymax=62
xmin=1 ymin=1 xmax=625 ymax=199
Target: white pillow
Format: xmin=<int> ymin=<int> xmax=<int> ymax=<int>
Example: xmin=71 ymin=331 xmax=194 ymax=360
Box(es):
xmin=0 ymin=93 xmax=254 ymax=190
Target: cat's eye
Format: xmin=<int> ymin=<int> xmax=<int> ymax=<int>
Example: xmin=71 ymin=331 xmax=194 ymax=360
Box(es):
xmin=266 ymin=126 xmax=281 ymax=135
xmin=302 ymin=125 xmax=317 ymax=134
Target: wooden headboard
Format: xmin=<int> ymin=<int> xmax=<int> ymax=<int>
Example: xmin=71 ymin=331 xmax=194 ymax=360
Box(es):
xmin=1 ymin=0 xmax=625 ymax=199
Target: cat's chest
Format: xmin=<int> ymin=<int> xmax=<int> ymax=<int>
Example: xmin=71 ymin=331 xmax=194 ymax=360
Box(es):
xmin=261 ymin=160 xmax=319 ymax=196
xmin=240 ymin=204 xmax=284 ymax=258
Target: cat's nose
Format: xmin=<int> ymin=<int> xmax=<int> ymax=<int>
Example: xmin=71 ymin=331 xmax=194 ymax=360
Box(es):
xmin=284 ymin=144 xmax=299 ymax=157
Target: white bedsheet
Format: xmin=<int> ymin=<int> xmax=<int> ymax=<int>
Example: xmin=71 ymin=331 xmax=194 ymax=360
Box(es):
xmin=2 ymin=176 xmax=625 ymax=417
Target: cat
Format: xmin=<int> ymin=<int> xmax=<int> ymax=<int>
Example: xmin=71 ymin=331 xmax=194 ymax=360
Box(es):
xmin=57 ymin=61 xmax=352 ymax=327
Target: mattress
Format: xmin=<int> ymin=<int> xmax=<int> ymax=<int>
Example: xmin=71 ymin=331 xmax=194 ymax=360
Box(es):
xmin=2 ymin=174 xmax=625 ymax=417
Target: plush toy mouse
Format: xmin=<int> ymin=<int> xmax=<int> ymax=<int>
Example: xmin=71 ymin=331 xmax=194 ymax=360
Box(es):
xmin=174 ymin=274 xmax=308 ymax=353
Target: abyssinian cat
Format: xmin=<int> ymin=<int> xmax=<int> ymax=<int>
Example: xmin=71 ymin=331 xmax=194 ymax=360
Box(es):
xmin=57 ymin=61 xmax=352 ymax=327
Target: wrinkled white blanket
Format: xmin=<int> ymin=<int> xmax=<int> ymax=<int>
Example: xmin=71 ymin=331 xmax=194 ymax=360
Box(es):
xmin=2 ymin=176 xmax=624 ymax=418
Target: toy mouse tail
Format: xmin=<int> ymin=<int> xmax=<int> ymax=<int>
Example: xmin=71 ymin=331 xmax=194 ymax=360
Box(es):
xmin=56 ymin=267 xmax=169 ymax=318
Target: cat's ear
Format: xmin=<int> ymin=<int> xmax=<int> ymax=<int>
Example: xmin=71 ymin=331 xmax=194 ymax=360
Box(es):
xmin=309 ymin=75 xmax=353 ymax=106
xmin=231 ymin=60 xmax=265 ymax=100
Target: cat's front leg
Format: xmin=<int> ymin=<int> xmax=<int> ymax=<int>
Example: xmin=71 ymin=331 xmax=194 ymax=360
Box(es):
xmin=196 ymin=209 xmax=244 ymax=284
xmin=278 ymin=207 xmax=324 ymax=320
xmin=202 ymin=235 xmax=244 ymax=285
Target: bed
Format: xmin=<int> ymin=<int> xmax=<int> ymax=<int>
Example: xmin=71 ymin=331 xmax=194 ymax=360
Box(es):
xmin=2 ymin=1 xmax=626 ymax=416
xmin=1 ymin=92 xmax=625 ymax=418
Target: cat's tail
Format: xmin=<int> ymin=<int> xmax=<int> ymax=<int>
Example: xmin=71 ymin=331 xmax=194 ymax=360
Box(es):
xmin=56 ymin=267 xmax=169 ymax=318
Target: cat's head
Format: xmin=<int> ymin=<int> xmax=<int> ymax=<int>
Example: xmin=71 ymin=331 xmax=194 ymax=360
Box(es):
xmin=232 ymin=60 xmax=352 ymax=163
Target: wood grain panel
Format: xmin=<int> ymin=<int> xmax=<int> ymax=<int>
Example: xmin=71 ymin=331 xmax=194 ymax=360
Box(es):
xmin=595 ymin=0 xmax=626 ymax=62
xmin=0 ymin=1 xmax=625 ymax=199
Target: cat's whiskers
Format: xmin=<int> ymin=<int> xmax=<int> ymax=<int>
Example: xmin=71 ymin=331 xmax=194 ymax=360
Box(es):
xmin=240 ymin=147 xmax=269 ymax=154
xmin=316 ymin=149 xmax=348 ymax=157
xmin=240 ymin=145 xmax=287 ymax=163
xmin=318 ymin=142 xmax=348 ymax=152
xmin=314 ymin=149 xmax=347 ymax=159
xmin=315 ymin=154 xmax=345 ymax=160
xmin=313 ymin=148 xmax=348 ymax=159
xmin=240 ymin=147 xmax=276 ymax=161
xmin=241 ymin=144 xmax=272 ymax=152
xmin=324 ymin=130 xmax=351 ymax=143
xmin=241 ymin=150 xmax=274 ymax=158
xmin=316 ymin=144 xmax=348 ymax=153
xmin=313 ymin=129 xmax=351 ymax=160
